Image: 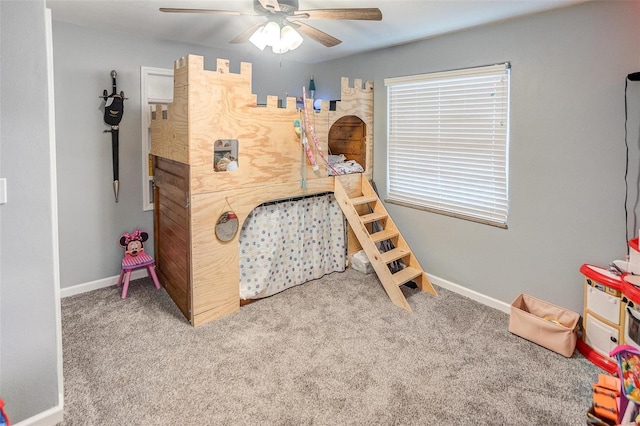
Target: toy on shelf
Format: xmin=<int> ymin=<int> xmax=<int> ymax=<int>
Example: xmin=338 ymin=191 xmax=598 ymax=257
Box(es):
xmin=117 ymin=229 xmax=161 ymax=299
xmin=614 ymin=238 xmax=640 ymax=275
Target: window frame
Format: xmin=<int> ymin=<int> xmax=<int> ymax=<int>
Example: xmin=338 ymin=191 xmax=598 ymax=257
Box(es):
xmin=140 ymin=66 xmax=173 ymax=211
xmin=384 ymin=63 xmax=511 ymax=228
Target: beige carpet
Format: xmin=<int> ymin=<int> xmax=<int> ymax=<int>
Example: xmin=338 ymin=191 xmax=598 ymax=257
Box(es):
xmin=61 ymin=268 xmax=599 ymax=425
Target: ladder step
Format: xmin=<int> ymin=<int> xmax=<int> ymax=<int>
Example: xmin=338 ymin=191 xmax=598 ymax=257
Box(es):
xmin=370 ymin=229 xmax=399 ymax=243
xmin=350 ymin=195 xmax=378 ymax=206
xmin=359 ymin=211 xmax=388 ymax=224
xmin=381 ymin=247 xmax=411 ymax=264
xmin=334 ymin=175 xmax=438 ymax=311
xmin=392 ymin=267 xmax=423 ymax=287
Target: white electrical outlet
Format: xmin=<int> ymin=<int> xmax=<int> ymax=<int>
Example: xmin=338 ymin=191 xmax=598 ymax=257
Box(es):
xmin=0 ymin=178 xmax=7 ymax=204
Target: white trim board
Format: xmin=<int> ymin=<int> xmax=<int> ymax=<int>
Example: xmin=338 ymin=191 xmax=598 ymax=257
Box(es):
xmin=427 ymin=273 xmax=511 ymax=314
xmin=60 ymin=269 xmax=510 ymax=315
xmin=46 ymin=8 xmax=65 ymax=423
xmin=13 ymin=393 xmax=63 ymax=426
xmin=60 ymin=269 xmax=149 ymax=298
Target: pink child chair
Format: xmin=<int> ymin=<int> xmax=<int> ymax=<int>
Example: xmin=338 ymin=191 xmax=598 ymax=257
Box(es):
xmin=117 ymin=229 xmax=161 ymax=298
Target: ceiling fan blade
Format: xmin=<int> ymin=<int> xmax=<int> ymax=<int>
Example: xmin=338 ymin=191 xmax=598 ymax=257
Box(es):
xmin=290 ymin=21 xmax=341 ymax=47
xmin=159 ymin=8 xmax=257 ymax=17
xmin=230 ymin=22 xmax=265 ymax=44
xmin=294 ymin=8 xmax=382 ymax=21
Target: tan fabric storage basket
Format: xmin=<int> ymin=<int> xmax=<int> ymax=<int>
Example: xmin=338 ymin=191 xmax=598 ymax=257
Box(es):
xmin=509 ymin=293 xmax=580 ymax=357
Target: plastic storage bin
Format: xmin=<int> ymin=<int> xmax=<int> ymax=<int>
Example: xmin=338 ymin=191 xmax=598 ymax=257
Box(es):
xmin=509 ymin=293 xmax=580 ymax=357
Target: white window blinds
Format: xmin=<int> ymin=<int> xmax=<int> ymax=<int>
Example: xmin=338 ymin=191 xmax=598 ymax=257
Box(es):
xmin=385 ymin=63 xmax=510 ymax=228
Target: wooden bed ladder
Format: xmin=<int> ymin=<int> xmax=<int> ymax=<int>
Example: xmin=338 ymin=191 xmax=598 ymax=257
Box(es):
xmin=334 ymin=175 xmax=437 ymax=312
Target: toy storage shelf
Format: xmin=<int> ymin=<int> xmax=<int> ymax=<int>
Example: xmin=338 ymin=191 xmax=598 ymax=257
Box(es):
xmin=579 ymin=264 xmax=623 ymax=374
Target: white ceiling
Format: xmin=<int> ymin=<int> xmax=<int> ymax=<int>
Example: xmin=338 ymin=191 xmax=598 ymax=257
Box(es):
xmin=46 ymin=0 xmax=586 ymax=64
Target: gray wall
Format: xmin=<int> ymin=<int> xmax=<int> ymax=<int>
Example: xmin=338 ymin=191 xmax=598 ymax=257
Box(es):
xmin=52 ymin=22 xmax=312 ymax=288
xmin=0 ymin=1 xmax=61 ymax=423
xmin=314 ymin=0 xmax=640 ymax=313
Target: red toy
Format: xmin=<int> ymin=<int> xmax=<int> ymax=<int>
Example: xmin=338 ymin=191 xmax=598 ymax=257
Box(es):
xmin=0 ymin=397 xmax=10 ymax=426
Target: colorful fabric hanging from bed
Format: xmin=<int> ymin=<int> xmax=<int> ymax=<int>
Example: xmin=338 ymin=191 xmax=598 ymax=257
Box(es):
xmin=239 ymin=193 xmax=346 ymax=300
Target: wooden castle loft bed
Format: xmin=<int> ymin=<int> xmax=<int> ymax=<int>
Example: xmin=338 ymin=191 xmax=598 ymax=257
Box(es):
xmin=150 ymin=54 xmax=436 ymax=327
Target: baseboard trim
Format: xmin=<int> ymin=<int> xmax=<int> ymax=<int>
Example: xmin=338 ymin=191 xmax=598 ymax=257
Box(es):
xmin=60 ymin=270 xmax=509 ymax=315
xmin=427 ymin=273 xmax=511 ymax=314
xmin=60 ymin=269 xmax=148 ymax=298
xmin=14 ymin=395 xmax=63 ymax=426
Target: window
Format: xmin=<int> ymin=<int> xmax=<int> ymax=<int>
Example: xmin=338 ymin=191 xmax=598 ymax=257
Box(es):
xmin=385 ymin=63 xmax=510 ymax=228
xmin=140 ymin=66 xmax=173 ymax=211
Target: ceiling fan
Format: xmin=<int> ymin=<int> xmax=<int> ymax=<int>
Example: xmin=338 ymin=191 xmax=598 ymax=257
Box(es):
xmin=159 ymin=0 xmax=383 ymax=51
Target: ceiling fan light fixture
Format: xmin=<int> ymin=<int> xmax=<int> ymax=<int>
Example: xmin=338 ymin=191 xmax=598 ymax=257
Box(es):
xmin=271 ymin=41 xmax=289 ymax=54
xmin=263 ymin=21 xmax=281 ymax=46
xmin=249 ymin=26 xmax=268 ymax=50
xmin=250 ymin=20 xmax=303 ymax=54
xmin=280 ymin=25 xmax=303 ymax=51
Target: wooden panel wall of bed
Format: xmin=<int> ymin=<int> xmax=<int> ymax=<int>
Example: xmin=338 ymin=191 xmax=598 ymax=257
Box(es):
xmin=150 ymin=55 xmax=374 ymax=326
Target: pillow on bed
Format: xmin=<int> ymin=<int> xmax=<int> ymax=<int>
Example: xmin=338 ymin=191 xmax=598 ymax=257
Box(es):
xmin=329 ymin=160 xmax=364 ymax=176
xmin=328 ymin=154 xmax=347 ymax=164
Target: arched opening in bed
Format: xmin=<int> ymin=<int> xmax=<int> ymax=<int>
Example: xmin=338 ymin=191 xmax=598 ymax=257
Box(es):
xmin=328 ymin=115 xmax=367 ymax=175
